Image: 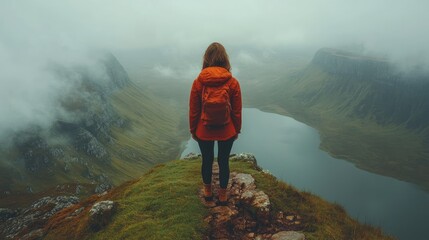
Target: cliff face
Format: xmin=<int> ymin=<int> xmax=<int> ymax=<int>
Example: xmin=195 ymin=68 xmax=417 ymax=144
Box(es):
xmin=312 ymin=48 xmax=394 ymax=81
xmin=101 ymin=53 xmax=132 ymax=92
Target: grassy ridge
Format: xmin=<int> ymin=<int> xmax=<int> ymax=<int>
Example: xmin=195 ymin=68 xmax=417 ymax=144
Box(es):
xmin=44 ymin=158 xmax=392 ymax=240
xmin=248 ymin=65 xmax=429 ymax=190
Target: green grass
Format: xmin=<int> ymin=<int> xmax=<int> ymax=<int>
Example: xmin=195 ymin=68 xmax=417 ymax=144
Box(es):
xmin=248 ymin=65 xmax=429 ymax=190
xmin=92 ymin=160 xmax=207 ymax=240
xmin=44 ymin=158 xmax=393 ymax=240
xmin=43 ymin=159 xmax=209 ymax=240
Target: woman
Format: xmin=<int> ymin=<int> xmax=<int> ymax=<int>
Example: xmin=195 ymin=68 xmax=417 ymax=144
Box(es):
xmin=189 ymin=42 xmax=242 ymax=205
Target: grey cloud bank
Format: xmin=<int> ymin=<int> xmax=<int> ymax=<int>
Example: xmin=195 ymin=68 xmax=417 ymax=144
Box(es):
xmin=2 ymin=1 xmax=428 ymax=55
xmin=1 ymin=0 xmax=429 ymax=137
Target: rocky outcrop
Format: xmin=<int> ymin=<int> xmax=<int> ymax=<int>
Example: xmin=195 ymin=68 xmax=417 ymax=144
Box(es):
xmin=230 ymin=153 xmax=262 ymax=171
xmin=312 ymin=48 xmax=394 ymax=80
xmin=0 ymin=193 xmax=118 ymax=238
xmin=271 ymin=231 xmax=306 ymax=240
xmin=229 ymin=173 xmax=272 ymax=228
xmin=88 ymin=200 xmax=116 ymax=231
xmin=182 ymin=152 xmax=201 ymax=160
xmin=94 ymin=182 xmax=113 ymax=194
xmin=199 ymin=156 xmax=305 ymax=240
xmin=102 ymin=53 xmax=131 ymax=91
xmin=75 ymin=128 xmax=109 ymax=162
xmin=0 ymin=196 xmax=78 ymax=239
xmin=14 ymin=135 xmax=53 ymax=172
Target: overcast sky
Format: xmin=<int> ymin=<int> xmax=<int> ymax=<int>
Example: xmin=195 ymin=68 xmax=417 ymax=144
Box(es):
xmin=1 ymin=0 xmax=429 ymax=139
xmin=2 ymin=1 xmax=429 ymax=56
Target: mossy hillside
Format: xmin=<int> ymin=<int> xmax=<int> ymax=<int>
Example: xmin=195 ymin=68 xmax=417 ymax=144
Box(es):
xmin=43 ymin=159 xmax=209 ymax=240
xmin=44 ymin=158 xmax=392 ymax=240
xmin=248 ymin=65 xmax=429 ymax=190
xmin=106 ymin=83 xmax=186 ymax=184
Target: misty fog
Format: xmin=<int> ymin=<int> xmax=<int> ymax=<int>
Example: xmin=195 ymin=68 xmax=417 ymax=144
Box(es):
xmin=1 ymin=0 xmax=429 ymax=140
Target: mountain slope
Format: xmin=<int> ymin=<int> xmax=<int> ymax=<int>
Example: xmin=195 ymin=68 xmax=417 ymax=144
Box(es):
xmin=0 ymin=54 xmax=185 ymax=208
xmin=5 ymin=155 xmax=392 ymax=240
xmin=248 ymin=48 xmax=429 ymax=190
xmin=107 ymin=83 xmax=185 ymax=183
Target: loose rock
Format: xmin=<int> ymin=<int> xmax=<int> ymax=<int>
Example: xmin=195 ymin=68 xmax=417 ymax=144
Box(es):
xmin=271 ymin=231 xmax=306 ymax=240
xmin=181 ymin=152 xmax=201 ymax=160
xmin=201 ymin=160 xmax=305 ymax=240
xmin=233 ymin=173 xmax=256 ymax=192
xmin=89 ymin=200 xmax=116 ymax=231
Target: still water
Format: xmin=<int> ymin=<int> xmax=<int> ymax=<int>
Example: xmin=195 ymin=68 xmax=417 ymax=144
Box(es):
xmin=181 ymin=108 xmax=429 ymax=240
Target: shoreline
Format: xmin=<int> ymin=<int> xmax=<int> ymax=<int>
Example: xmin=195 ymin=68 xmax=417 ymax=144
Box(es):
xmin=251 ymin=104 xmax=429 ymax=192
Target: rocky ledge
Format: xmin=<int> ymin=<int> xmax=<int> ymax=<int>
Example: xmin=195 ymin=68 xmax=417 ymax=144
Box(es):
xmin=192 ymin=153 xmax=306 ymax=240
xmin=0 ymin=196 xmax=79 ymax=239
xmin=0 ymin=195 xmax=117 ymax=239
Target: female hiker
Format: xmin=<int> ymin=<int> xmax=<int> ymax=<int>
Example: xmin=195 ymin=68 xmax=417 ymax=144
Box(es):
xmin=189 ymin=42 xmax=242 ymax=205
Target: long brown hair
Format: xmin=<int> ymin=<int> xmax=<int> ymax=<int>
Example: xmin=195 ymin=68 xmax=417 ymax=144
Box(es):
xmin=202 ymin=42 xmax=231 ymax=71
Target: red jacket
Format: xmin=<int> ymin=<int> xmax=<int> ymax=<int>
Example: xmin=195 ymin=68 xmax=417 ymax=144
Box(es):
xmin=189 ymin=67 xmax=242 ymax=141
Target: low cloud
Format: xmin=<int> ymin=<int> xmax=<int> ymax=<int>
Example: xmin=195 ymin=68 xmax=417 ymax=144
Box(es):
xmin=0 ymin=38 xmax=111 ymax=141
xmin=236 ymin=51 xmax=261 ymax=65
xmin=152 ymin=64 xmax=200 ymax=81
xmin=1 ymin=0 xmax=429 ymax=139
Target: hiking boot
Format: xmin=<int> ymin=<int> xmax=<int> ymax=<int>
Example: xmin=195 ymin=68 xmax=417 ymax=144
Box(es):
xmin=218 ymin=188 xmax=228 ymax=205
xmin=203 ymin=184 xmax=213 ymax=201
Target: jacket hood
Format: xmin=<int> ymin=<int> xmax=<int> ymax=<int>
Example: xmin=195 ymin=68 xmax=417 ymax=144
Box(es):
xmin=197 ymin=67 xmax=232 ymax=86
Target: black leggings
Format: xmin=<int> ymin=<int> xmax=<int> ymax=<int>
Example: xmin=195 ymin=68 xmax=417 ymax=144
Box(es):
xmin=197 ymin=137 xmax=235 ymax=189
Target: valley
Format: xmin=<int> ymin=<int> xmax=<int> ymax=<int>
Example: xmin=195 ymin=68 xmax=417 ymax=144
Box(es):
xmin=248 ymin=48 xmax=429 ymax=190
xmin=2 ymin=1 xmax=428 ymax=239
xmin=0 ymin=47 xmax=429 ymax=239
xmin=115 ymin=46 xmax=429 ymax=191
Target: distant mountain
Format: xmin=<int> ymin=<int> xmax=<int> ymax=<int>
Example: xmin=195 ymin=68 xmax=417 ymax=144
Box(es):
xmin=249 ymin=48 xmax=429 ymax=190
xmin=311 ymin=48 xmax=393 ymax=80
xmin=0 ymin=53 xmax=185 ymax=207
xmin=311 ymin=48 xmax=429 ymax=132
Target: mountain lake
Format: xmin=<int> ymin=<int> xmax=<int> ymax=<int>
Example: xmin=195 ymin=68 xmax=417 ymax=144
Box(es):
xmin=181 ymin=108 xmax=429 ymax=240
